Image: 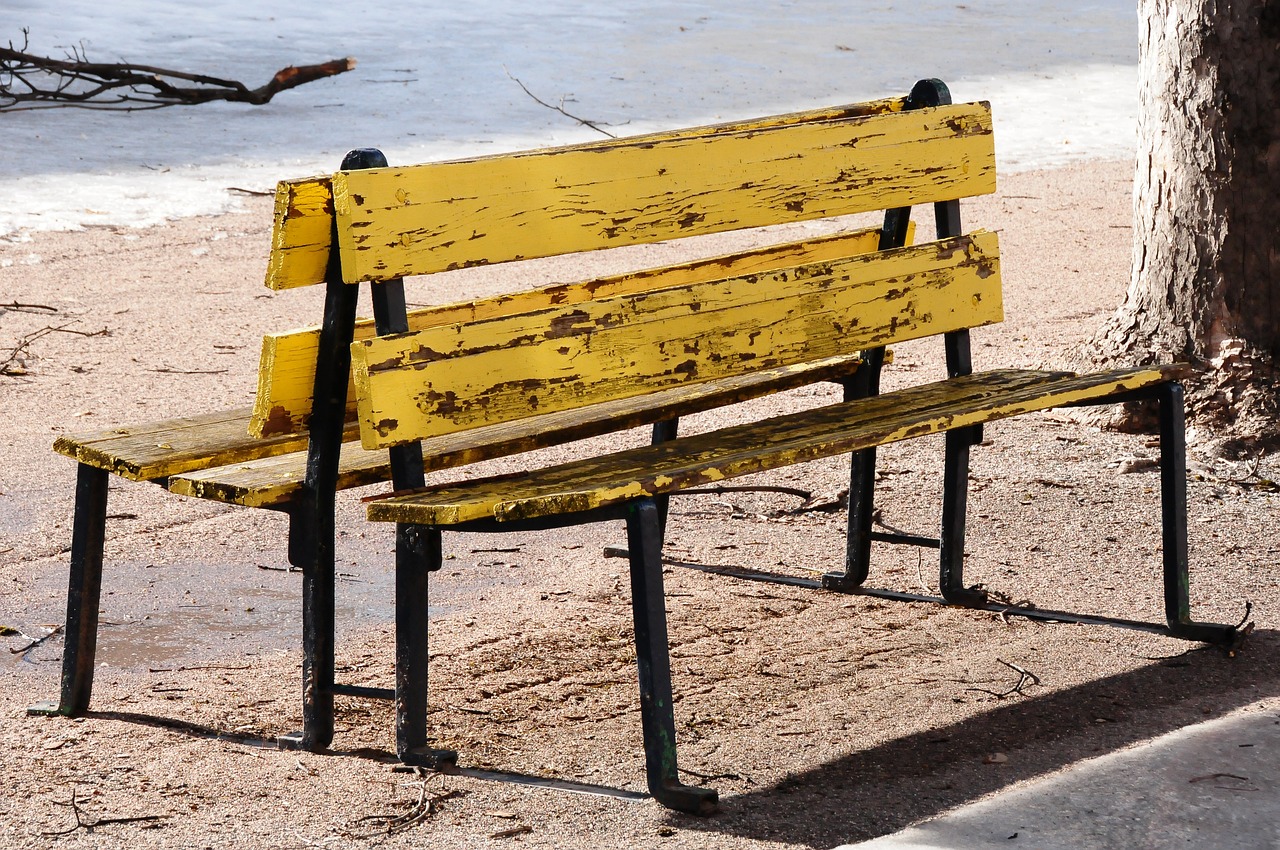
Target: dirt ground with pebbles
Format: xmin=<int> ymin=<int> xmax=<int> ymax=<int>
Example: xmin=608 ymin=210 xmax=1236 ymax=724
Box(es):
xmin=2 ymin=159 xmax=1278 ymax=849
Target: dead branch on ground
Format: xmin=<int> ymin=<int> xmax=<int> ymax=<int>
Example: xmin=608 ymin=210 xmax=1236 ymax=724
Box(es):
xmin=504 ymin=66 xmax=619 ymax=138
xmin=1 ymin=322 xmax=109 ymax=376
xmin=965 ymin=658 xmax=1041 ymax=700
xmin=0 ymin=301 xmax=59 ymax=315
xmin=10 ymin=624 xmax=63 ymax=658
xmin=42 ymin=788 xmax=165 ymax=836
xmin=2 ymin=30 xmax=355 ymax=111
xmin=343 ymin=769 xmax=462 ymax=837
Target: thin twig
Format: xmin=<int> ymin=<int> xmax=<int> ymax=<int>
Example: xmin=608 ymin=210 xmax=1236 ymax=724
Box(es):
xmin=10 ymin=624 xmax=63 ymax=657
xmin=1 ymin=322 xmax=109 ymax=375
xmin=42 ymin=788 xmax=164 ymax=836
xmin=0 ymin=301 xmax=59 ymax=314
xmin=965 ymin=658 xmax=1040 ymax=700
xmin=491 ymin=824 xmax=533 ymax=839
xmin=678 ymin=484 xmax=814 ymax=501
xmin=147 ymin=367 xmax=229 ymax=375
xmin=503 ymin=67 xmax=617 ymax=138
xmin=344 ymin=770 xmax=462 ymax=837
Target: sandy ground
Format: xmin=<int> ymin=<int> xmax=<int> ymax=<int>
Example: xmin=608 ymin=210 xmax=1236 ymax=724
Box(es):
xmin=2 ymin=160 xmax=1278 ymax=849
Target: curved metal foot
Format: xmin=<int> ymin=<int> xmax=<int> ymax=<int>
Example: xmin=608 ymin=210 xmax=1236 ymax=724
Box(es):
xmin=651 ymin=780 xmax=719 ymax=816
xmin=26 ymin=700 xmax=63 ymax=717
xmin=277 ymin=728 xmax=333 ymax=752
xmin=1169 ymin=620 xmax=1246 ymax=652
xmin=941 ymin=585 xmax=988 ymax=608
xmin=821 ymin=571 xmax=863 ymax=594
xmin=277 ymin=731 xmax=311 ymax=751
xmin=399 ymin=746 xmax=459 ymax=770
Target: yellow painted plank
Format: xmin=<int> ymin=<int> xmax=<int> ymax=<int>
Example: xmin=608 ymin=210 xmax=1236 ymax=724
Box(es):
xmin=249 ymin=225 xmax=898 ymax=437
xmin=174 ymin=352 xmax=869 ymax=507
xmin=333 ymin=102 xmax=995 ymax=282
xmin=351 ymin=231 xmax=1003 ymax=450
xmin=261 ymin=96 xmax=908 ymax=291
xmin=52 ymin=408 xmax=337 ymax=482
xmin=366 ymin=368 xmax=1171 ymax=526
xmin=265 ymin=176 xmax=334 ymax=291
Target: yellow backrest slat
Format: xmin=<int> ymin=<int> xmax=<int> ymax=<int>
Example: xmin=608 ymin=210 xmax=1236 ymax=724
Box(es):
xmin=262 ymin=96 xmax=909 ymax=291
xmin=250 ymin=225 xmax=902 ymax=437
xmin=351 ymin=231 xmax=1003 ymax=450
xmin=333 ymin=102 xmax=994 ymax=284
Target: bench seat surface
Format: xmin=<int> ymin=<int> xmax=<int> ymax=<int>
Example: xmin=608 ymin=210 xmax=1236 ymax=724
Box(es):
xmin=53 ymin=407 xmax=338 ymax=482
xmin=170 ymin=353 xmax=869 ymax=507
xmin=366 ymin=367 xmax=1171 ymax=526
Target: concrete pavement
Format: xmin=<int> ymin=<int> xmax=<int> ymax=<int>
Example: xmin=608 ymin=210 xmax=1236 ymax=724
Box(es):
xmin=839 ymin=702 xmax=1280 ymax=849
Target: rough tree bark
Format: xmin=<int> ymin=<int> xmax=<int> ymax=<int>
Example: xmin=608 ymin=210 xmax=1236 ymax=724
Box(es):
xmin=1087 ymin=0 xmax=1280 ymax=454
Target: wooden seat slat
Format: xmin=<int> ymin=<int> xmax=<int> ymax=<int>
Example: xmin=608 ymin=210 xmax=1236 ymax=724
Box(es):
xmin=367 ymin=367 xmax=1171 ymax=526
xmin=352 ymin=232 xmax=1002 ymax=450
xmin=52 ymin=407 xmax=335 ymax=481
xmin=251 ymin=225 xmax=897 ymax=438
xmin=172 ymin=352 xmax=871 ymax=507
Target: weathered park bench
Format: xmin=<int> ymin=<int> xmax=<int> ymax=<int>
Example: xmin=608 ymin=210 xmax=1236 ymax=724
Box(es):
xmin=341 ymin=81 xmax=1241 ymax=812
xmin=32 ymin=85 xmax=930 ymax=755
xmin=34 ymin=78 xmax=1239 ymax=812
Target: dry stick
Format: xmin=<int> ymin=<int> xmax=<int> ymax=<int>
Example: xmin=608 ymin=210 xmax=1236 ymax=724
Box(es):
xmin=10 ymin=624 xmax=63 ymax=657
xmin=965 ymin=657 xmax=1040 ymax=700
xmin=346 ymin=772 xmax=461 ymax=837
xmin=491 ymin=824 xmax=534 ymax=839
xmin=1 ymin=31 xmax=356 ymax=111
xmin=1 ymin=323 xmax=109 ymax=375
xmin=503 ymin=66 xmax=617 ymax=138
xmin=147 ymin=367 xmax=229 ymax=375
xmin=678 ymin=484 xmax=814 ymax=501
xmin=42 ymin=788 xmax=164 ymax=836
xmin=0 ymin=301 xmax=59 ymax=314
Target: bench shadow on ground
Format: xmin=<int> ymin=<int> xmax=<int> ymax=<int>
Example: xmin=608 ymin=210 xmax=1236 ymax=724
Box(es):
xmin=670 ymin=628 xmax=1280 ymax=848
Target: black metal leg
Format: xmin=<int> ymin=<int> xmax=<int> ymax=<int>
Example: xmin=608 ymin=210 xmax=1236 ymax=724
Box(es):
xmin=278 ymin=506 xmax=336 ymax=751
xmin=29 ymin=463 xmax=110 ymax=718
xmin=1157 ymin=383 xmax=1238 ymax=645
xmin=939 ymin=428 xmax=986 ymax=606
xmin=651 ymin=419 xmax=679 ymax=539
xmin=824 ymin=358 xmax=883 ymax=593
xmin=825 ymin=445 xmax=878 ymax=592
xmin=626 ymin=499 xmax=718 ymax=815
xmin=396 ymin=525 xmax=456 ymax=768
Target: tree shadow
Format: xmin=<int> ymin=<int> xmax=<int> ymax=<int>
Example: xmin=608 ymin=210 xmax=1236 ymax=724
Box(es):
xmin=669 ymin=629 xmax=1280 ymax=847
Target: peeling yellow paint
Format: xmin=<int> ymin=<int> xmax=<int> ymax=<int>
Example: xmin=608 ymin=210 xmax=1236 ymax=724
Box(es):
xmin=365 ymin=368 xmax=1172 ymax=526
xmin=249 ymin=226 xmax=896 ymax=438
xmin=333 ymin=103 xmax=994 ymax=283
xmin=351 ymin=232 xmax=1002 ymax=451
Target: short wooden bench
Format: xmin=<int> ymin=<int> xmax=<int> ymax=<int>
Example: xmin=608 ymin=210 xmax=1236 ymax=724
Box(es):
xmin=32 ymin=85 xmax=941 ymax=754
xmin=342 ymin=82 xmax=1240 ymax=811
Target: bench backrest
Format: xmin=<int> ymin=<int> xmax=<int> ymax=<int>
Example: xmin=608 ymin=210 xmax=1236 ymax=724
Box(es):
xmin=250 ymin=226 xmax=894 ymax=436
xmin=265 ymin=95 xmax=918 ymax=291
xmin=349 ymin=231 xmax=1003 ymax=450
xmin=254 ymin=87 xmax=995 ymax=439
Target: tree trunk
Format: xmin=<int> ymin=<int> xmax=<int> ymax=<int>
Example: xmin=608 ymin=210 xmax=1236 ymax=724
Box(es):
xmin=1089 ymin=0 xmax=1280 ymax=454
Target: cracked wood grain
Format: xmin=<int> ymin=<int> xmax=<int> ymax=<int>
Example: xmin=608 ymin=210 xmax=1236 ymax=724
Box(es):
xmin=366 ymin=368 xmax=1173 ymax=525
xmin=330 ymin=102 xmax=994 ymax=283
xmin=350 ymin=232 xmax=1003 ymax=450
xmin=249 ymin=225 xmax=896 ymax=439
xmin=262 ymin=96 xmax=913 ymax=291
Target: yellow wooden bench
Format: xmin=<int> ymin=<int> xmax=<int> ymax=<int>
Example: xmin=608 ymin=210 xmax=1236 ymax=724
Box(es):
xmin=32 ymin=83 xmax=944 ymax=756
xmin=341 ymin=83 xmax=1239 ymax=811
